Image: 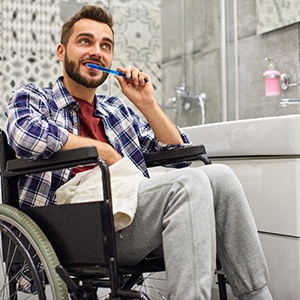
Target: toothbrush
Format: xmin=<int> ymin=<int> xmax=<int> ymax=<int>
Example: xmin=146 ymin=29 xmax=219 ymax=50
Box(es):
xmin=87 ymin=63 xmax=147 ymax=83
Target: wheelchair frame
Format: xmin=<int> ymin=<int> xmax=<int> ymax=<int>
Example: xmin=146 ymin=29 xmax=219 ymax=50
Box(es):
xmin=0 ymin=129 xmax=228 ymax=299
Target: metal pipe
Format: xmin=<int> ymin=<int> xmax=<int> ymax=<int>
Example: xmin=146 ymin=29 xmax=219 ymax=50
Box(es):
xmin=180 ymin=0 xmax=187 ymax=89
xmin=280 ymin=99 xmax=300 ymax=106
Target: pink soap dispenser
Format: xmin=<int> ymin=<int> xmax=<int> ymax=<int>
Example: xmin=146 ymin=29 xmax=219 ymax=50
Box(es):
xmin=263 ymin=57 xmax=280 ymax=97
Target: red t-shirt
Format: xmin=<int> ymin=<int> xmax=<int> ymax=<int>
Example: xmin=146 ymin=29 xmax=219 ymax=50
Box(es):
xmin=72 ymin=97 xmax=109 ymax=176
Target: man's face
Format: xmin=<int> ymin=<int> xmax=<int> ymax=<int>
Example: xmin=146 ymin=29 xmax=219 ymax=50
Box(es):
xmin=57 ymin=18 xmax=114 ymax=88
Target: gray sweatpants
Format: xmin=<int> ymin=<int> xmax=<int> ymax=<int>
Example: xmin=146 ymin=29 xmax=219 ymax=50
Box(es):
xmin=116 ymin=164 xmax=272 ymax=299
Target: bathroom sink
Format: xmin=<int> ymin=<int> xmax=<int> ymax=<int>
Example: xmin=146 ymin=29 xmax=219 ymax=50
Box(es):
xmin=183 ymin=115 xmax=300 ymax=157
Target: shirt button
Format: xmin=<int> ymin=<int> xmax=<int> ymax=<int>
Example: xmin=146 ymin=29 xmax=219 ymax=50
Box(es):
xmin=74 ymin=122 xmax=78 ymax=127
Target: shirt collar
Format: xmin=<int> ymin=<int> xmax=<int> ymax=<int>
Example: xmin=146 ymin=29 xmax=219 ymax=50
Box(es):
xmin=94 ymin=95 xmax=110 ymax=117
xmin=52 ymin=76 xmax=78 ymax=110
xmin=52 ymin=76 xmax=113 ymax=117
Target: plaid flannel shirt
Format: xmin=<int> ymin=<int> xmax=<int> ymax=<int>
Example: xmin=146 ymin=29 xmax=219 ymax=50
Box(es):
xmin=6 ymin=76 xmax=191 ymax=208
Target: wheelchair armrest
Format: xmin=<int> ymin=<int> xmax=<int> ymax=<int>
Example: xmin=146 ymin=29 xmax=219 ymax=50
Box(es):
xmin=5 ymin=145 xmax=210 ymax=176
xmin=5 ymin=146 xmax=99 ymax=177
xmin=144 ymin=145 xmax=210 ymax=167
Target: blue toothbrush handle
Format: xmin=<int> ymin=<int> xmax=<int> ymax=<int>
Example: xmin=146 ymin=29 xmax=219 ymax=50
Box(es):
xmin=87 ymin=63 xmax=147 ymax=83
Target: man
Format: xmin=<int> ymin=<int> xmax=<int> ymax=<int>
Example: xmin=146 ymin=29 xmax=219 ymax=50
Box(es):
xmin=6 ymin=5 xmax=273 ymax=299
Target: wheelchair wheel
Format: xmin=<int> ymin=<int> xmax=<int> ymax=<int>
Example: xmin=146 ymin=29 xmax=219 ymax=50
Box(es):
xmin=0 ymin=204 xmax=68 ymax=299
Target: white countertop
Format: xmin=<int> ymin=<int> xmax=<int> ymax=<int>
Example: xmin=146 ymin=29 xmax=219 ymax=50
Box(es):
xmin=183 ymin=115 xmax=300 ymax=157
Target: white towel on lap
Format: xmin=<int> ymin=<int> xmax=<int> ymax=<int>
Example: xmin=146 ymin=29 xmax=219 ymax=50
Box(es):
xmin=55 ymin=157 xmax=146 ymax=231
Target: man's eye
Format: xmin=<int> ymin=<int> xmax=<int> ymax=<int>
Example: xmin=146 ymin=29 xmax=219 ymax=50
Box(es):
xmin=102 ymin=44 xmax=112 ymax=50
xmin=80 ymin=39 xmax=90 ymax=45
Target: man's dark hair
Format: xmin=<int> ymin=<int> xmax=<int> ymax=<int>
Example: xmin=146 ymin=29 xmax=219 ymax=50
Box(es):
xmin=60 ymin=5 xmax=114 ymax=46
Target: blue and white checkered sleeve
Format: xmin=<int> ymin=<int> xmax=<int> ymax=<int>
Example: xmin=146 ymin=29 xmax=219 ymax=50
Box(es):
xmin=5 ymin=84 xmax=68 ymax=160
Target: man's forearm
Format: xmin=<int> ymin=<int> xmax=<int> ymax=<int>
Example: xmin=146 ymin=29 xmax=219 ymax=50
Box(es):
xmin=62 ymin=133 xmax=122 ymax=165
xmin=140 ymin=101 xmax=183 ymax=145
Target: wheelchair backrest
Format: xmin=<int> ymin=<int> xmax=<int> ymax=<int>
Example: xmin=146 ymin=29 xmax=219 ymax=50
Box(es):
xmin=0 ymin=129 xmax=19 ymax=207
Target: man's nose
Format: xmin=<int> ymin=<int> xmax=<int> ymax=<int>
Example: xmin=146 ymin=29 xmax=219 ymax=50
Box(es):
xmin=89 ymin=44 xmax=102 ymax=57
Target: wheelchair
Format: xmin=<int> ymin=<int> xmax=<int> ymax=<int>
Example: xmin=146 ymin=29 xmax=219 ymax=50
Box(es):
xmin=0 ymin=129 xmax=228 ymax=299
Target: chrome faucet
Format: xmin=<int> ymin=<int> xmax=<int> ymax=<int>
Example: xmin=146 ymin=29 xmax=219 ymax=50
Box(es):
xmin=175 ymin=86 xmax=206 ymax=125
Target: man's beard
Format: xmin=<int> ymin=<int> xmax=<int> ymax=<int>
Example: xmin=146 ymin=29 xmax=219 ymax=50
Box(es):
xmin=64 ymin=55 xmax=109 ymax=88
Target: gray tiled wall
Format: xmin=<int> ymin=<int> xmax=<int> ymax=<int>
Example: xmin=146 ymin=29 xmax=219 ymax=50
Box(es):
xmin=237 ymin=0 xmax=300 ymax=120
xmin=161 ymin=0 xmax=222 ymax=126
xmin=162 ymin=0 xmax=300 ymax=126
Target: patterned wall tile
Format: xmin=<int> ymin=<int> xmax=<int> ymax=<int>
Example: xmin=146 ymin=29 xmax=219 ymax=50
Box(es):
xmin=2 ymin=55 xmax=62 ymax=90
xmin=112 ymin=0 xmax=160 ymax=11
xmin=2 ymin=0 xmax=60 ymax=57
xmin=0 ymin=0 xmax=62 ymax=129
xmin=0 ymin=3 xmax=3 ymax=53
xmin=112 ymin=6 xmax=161 ymax=63
xmin=110 ymin=3 xmax=162 ymax=116
xmin=1 ymin=54 xmax=61 ymax=122
xmin=60 ymin=0 xmax=110 ymax=21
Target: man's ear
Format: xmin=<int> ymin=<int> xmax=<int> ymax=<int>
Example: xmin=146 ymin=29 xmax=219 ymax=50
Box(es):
xmin=56 ymin=44 xmax=65 ymax=62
